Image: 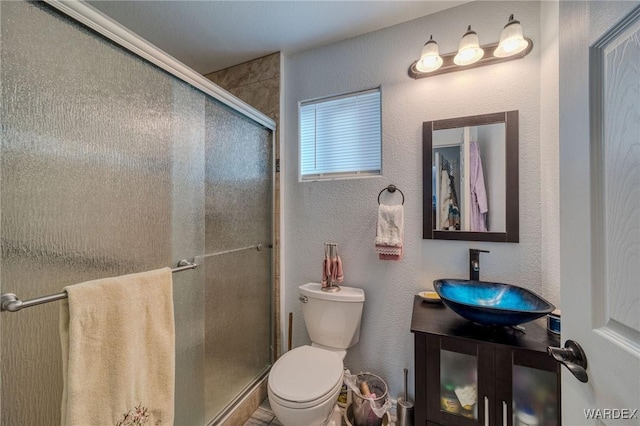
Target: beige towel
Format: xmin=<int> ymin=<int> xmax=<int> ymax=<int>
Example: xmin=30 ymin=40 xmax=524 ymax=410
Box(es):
xmin=60 ymin=268 xmax=175 ymax=426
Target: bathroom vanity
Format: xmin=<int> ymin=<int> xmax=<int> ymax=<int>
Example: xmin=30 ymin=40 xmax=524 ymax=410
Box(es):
xmin=411 ymin=296 xmax=561 ymax=426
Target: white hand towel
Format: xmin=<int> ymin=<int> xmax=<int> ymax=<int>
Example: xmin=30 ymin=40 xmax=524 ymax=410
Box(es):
xmin=375 ymin=204 xmax=404 ymax=260
xmin=60 ymin=268 xmax=175 ymax=426
xmin=375 ymin=204 xmax=404 ymax=247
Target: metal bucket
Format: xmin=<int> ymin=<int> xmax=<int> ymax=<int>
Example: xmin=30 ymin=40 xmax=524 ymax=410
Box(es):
xmin=344 ymin=404 xmax=391 ymax=426
xmin=351 ymin=373 xmax=388 ymax=426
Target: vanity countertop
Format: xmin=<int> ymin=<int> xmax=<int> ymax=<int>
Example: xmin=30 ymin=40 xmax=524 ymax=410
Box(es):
xmin=410 ymin=295 xmax=560 ymax=352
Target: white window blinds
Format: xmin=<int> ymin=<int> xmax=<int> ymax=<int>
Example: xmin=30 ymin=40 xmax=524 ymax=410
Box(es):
xmin=299 ymin=88 xmax=381 ymax=180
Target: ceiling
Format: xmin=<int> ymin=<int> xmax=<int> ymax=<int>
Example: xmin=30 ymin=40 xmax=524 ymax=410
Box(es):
xmin=87 ymin=1 xmax=467 ymax=75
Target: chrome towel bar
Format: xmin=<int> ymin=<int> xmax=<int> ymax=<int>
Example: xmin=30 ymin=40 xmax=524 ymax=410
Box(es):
xmin=0 ymin=259 xmax=197 ymax=313
xmin=200 ymin=244 xmax=265 ymax=258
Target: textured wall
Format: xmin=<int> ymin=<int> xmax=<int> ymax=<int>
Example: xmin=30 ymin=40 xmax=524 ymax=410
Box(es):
xmin=539 ymin=0 xmax=561 ymax=305
xmin=282 ymin=0 xmax=559 ymax=399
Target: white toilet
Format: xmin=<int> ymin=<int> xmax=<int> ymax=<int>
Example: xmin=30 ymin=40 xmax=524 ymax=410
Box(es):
xmin=268 ymin=282 xmax=365 ymax=426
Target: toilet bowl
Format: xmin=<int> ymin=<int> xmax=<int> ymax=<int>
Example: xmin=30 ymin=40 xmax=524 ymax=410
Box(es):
xmin=268 ymin=283 xmax=365 ymax=426
xmin=268 ymin=345 xmax=343 ymax=426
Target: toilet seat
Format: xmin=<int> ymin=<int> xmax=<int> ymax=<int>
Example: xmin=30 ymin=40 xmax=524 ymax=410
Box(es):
xmin=268 ymin=345 xmax=343 ymax=409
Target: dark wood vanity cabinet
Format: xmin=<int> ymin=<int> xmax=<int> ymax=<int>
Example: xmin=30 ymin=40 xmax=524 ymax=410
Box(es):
xmin=411 ymin=297 xmax=561 ymax=426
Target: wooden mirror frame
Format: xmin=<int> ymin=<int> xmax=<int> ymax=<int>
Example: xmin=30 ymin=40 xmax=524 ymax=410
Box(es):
xmin=422 ymin=111 xmax=519 ymax=242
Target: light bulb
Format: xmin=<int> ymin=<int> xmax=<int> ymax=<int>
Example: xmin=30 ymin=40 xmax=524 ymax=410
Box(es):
xmin=416 ymin=35 xmax=443 ymax=72
xmin=494 ymin=14 xmax=529 ymax=58
xmin=454 ymin=25 xmax=484 ymax=66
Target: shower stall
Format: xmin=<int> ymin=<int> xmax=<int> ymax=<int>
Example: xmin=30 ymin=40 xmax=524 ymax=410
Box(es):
xmin=0 ymin=1 xmax=274 ymax=425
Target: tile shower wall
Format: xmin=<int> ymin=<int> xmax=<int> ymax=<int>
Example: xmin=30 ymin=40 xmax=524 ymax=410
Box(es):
xmin=205 ymin=53 xmax=280 ymax=121
xmin=0 ymin=2 xmax=272 ymax=425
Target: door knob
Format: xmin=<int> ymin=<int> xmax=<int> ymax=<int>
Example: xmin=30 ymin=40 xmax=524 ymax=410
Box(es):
xmin=547 ymin=339 xmax=588 ymax=383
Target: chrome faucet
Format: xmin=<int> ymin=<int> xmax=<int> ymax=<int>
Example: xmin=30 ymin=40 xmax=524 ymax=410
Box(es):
xmin=469 ymin=249 xmax=490 ymax=280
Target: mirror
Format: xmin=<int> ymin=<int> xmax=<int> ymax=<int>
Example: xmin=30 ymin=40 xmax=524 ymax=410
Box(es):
xmin=423 ymin=111 xmax=519 ymax=242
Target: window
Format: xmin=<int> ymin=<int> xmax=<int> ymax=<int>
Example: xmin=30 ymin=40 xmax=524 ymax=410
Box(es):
xmin=299 ymin=88 xmax=381 ymax=180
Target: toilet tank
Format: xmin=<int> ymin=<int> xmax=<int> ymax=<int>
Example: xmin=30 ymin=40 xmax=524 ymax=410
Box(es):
xmin=299 ymin=283 xmax=365 ymax=350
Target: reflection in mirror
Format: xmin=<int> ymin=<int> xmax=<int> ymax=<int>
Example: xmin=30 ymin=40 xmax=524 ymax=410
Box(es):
xmin=423 ymin=111 xmax=518 ymax=242
xmin=433 ymin=123 xmax=505 ymax=232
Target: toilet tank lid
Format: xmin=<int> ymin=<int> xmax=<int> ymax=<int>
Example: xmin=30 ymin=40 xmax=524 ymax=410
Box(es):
xmin=300 ymin=283 xmax=365 ymax=302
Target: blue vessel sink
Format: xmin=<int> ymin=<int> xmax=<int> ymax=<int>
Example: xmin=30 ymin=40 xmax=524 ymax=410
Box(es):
xmin=433 ymin=279 xmax=555 ymax=326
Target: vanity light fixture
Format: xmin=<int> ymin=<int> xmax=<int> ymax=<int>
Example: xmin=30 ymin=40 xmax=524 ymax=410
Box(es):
xmin=409 ymin=15 xmax=533 ymax=79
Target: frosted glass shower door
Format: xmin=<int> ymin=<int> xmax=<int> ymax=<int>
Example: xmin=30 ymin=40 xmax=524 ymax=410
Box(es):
xmin=1 ymin=2 xmax=274 ymax=425
xmin=203 ymin=100 xmax=273 ymax=422
xmin=0 ymin=2 xmax=212 ymax=425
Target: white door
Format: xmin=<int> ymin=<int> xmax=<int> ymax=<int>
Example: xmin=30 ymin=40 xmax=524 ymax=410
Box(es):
xmin=559 ymin=2 xmax=640 ymax=425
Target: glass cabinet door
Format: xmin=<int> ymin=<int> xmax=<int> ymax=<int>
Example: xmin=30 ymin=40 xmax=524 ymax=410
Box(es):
xmin=425 ymin=335 xmax=494 ymax=426
xmin=441 ymin=350 xmax=478 ymax=419
xmin=512 ymin=365 xmax=558 ymax=426
xmin=495 ymin=348 xmax=560 ymax=426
